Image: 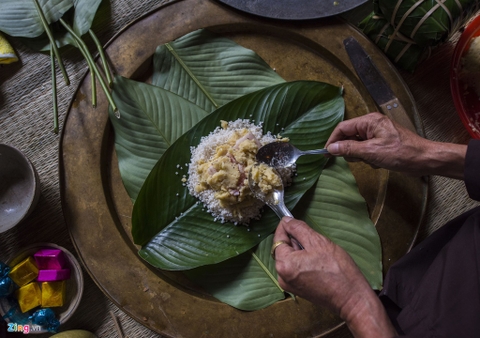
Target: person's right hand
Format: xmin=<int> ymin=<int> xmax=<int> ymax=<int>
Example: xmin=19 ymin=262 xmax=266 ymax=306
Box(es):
xmin=325 ymin=112 xmax=467 ymax=179
xmin=273 ymin=217 xmax=397 ymax=337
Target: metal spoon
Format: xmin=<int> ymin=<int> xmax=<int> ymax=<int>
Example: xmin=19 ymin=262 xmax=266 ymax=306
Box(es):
xmin=248 ymin=163 xmax=303 ymax=249
xmin=248 ymin=164 xmax=293 ymax=219
xmin=256 ymin=141 xmax=329 ymax=167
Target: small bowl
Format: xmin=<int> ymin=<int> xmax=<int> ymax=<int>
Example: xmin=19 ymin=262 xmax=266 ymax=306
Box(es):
xmin=450 ymin=15 xmax=480 ymax=139
xmin=0 ymin=144 xmax=41 ymax=233
xmin=0 ymin=243 xmax=84 ymax=334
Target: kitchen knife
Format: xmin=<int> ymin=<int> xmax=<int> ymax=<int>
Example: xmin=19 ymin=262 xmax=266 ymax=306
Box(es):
xmin=343 ymin=36 xmax=417 ymax=133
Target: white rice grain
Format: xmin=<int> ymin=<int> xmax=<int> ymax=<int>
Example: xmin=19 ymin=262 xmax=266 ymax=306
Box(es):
xmin=187 ymin=119 xmax=293 ymax=225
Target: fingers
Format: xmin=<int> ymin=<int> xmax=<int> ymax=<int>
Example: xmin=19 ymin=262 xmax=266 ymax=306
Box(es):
xmin=326 ymin=112 xmax=383 ymax=147
xmin=273 ymin=217 xmax=294 ymax=243
xmin=327 ymin=139 xmax=365 ymax=158
xmin=275 ymin=217 xmax=315 ymax=246
xmin=272 ymin=217 xmax=296 ymax=260
xmin=273 ymin=217 xmax=320 ymax=258
xmin=272 ymin=217 xmax=303 ymax=257
xmin=290 ymin=237 xmax=303 ymax=251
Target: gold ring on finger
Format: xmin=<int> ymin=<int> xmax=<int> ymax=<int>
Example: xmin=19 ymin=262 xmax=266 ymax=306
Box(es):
xmin=271 ymin=240 xmax=287 ymax=260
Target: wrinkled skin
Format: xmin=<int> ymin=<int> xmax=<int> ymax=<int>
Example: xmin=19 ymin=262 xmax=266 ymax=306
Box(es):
xmin=273 ymin=217 xmax=396 ymax=338
xmin=272 ymin=113 xmax=469 ymax=337
xmin=325 ymin=112 xmax=466 ymax=179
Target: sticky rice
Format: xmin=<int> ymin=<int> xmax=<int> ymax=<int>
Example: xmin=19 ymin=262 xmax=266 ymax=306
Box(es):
xmin=187 ymin=119 xmax=293 ymax=224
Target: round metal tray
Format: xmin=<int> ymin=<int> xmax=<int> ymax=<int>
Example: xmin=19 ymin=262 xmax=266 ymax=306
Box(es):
xmin=59 ymin=0 xmax=427 ymax=336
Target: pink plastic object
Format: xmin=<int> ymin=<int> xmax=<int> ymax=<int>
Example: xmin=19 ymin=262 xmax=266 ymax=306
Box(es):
xmin=37 ymin=269 xmax=71 ymax=282
xmin=34 ymin=249 xmax=66 ymax=270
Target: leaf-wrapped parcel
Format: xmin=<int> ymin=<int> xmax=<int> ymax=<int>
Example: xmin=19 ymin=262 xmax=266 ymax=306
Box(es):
xmin=360 ymin=0 xmax=480 ymax=71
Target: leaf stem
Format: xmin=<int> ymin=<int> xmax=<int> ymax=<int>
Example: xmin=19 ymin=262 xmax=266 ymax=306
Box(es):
xmin=89 ymin=29 xmax=113 ymax=87
xmin=250 ymin=251 xmax=284 ymax=292
xmin=32 ymin=0 xmax=69 ymax=86
xmin=68 ymin=36 xmax=97 ymax=107
xmin=91 ymin=68 xmax=97 ymax=108
xmin=59 ymin=19 xmax=118 ymax=114
xmin=50 ymin=48 xmax=58 ymax=134
xmin=165 ymin=43 xmax=218 ymax=108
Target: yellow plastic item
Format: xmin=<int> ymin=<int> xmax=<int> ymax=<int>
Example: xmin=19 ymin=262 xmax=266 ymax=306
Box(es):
xmin=9 ymin=256 xmax=39 ymax=287
xmin=0 ymin=32 xmax=18 ymax=64
xmin=15 ymin=282 xmax=42 ymax=313
xmin=41 ymin=280 xmax=65 ymax=308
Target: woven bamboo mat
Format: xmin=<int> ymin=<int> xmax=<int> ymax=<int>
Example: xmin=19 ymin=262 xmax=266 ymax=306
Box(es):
xmin=0 ymin=1 xmax=478 ymax=337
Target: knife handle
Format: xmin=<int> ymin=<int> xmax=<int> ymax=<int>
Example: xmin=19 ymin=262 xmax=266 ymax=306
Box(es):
xmin=379 ymin=98 xmax=417 ymax=134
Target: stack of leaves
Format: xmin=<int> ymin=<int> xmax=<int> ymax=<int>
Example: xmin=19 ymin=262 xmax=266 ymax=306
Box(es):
xmin=0 ymin=0 xmax=114 ymax=133
xmin=359 ymin=0 xmax=480 ymax=71
xmin=109 ymin=29 xmax=383 ymax=311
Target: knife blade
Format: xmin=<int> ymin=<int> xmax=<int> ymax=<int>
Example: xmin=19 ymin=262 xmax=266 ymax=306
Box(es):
xmin=343 ymin=36 xmax=417 ymax=133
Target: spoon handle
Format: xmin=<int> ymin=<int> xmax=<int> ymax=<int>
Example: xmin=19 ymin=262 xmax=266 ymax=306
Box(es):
xmin=269 ymin=201 xmax=293 ymax=218
xmin=269 ymin=202 xmax=304 ymax=250
xmin=301 ymin=148 xmax=329 ymax=155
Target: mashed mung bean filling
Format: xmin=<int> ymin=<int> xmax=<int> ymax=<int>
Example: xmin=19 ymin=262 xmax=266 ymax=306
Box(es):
xmin=187 ymin=119 xmax=293 ymax=224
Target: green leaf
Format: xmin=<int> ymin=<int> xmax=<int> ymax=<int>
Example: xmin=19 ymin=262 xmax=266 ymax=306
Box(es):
xmin=376 ymin=0 xmax=474 ymax=47
xmin=152 ymin=29 xmax=285 ymax=112
xmin=110 ymin=30 xmax=285 ymax=202
xmin=184 ymin=234 xmax=285 ymax=311
xmin=184 ymin=158 xmax=382 ymax=309
xmin=359 ymin=13 xmax=427 ymax=72
xmin=71 ymin=0 xmax=102 ymax=36
xmin=295 ymin=157 xmax=383 ymax=289
xmin=17 ymin=0 xmax=103 ymax=51
xmin=109 ymin=75 xmax=210 ymax=201
xmin=111 ymin=31 xmax=381 ymax=310
xmin=133 ymin=81 xmax=344 ymax=270
xmin=0 ymin=0 xmax=74 ymax=38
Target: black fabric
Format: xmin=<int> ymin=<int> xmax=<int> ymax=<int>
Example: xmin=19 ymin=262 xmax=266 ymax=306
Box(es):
xmin=379 ymin=140 xmax=480 ymax=337
xmin=465 ymin=139 xmax=480 ymax=201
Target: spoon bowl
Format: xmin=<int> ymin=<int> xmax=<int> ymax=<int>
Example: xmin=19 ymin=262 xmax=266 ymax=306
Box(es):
xmin=248 ymin=163 xmax=303 ymax=249
xmin=256 ymin=142 xmax=329 ymax=167
xmin=248 ymin=163 xmax=292 ymax=218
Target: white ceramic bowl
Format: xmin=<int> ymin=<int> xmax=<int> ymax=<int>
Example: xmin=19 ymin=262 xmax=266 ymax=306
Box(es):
xmin=0 ymin=243 xmax=84 ymax=334
xmin=0 ymin=144 xmax=41 ymax=233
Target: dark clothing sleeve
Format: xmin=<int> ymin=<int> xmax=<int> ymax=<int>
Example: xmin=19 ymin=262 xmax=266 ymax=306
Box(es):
xmin=379 ymin=140 xmax=480 ymax=337
xmin=465 ymin=139 xmax=480 ymax=201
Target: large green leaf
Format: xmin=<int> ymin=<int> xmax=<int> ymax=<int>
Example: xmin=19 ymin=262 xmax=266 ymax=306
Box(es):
xmin=110 ymin=76 xmax=209 ymax=201
xmin=133 ymin=81 xmax=344 ymax=270
xmin=152 ymin=29 xmax=285 ymax=111
xmin=110 ymin=31 xmax=381 ymax=310
xmin=111 ymin=29 xmax=285 ymax=201
xmin=295 ymin=157 xmax=383 ymax=289
xmin=185 ymin=157 xmax=382 ymax=310
xmin=184 ymin=234 xmax=285 ymax=311
xmin=0 ymin=0 xmax=74 ymax=38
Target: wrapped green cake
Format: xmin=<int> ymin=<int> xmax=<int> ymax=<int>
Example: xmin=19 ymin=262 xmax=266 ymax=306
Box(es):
xmin=360 ymin=0 xmax=480 ymax=71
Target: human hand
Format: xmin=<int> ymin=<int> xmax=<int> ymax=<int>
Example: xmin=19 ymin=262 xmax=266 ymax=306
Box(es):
xmin=273 ymin=217 xmax=397 ymax=337
xmin=325 ymin=112 xmax=466 ymax=179
xmin=273 ymin=217 xmax=371 ymax=315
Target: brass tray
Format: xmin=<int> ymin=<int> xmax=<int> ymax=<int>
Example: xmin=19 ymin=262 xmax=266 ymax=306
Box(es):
xmin=59 ymin=0 xmax=427 ymax=336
